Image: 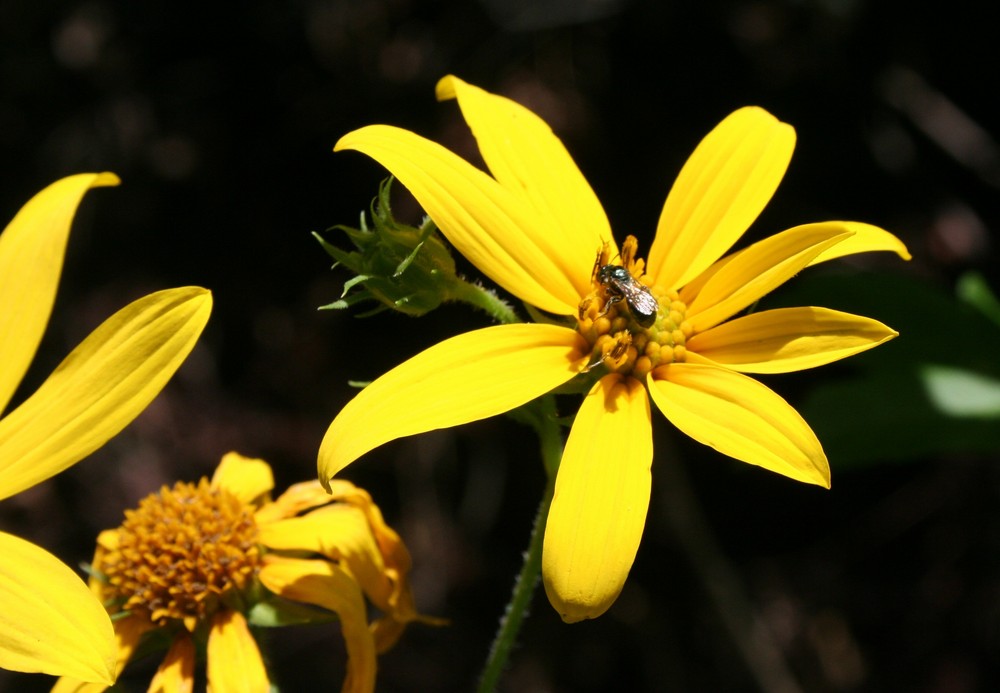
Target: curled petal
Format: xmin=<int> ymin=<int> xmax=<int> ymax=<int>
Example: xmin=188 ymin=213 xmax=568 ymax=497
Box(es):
xmin=648 ymin=364 xmax=830 ymax=487
xmin=0 ymin=173 xmax=119 ymax=413
xmin=806 ymin=221 xmax=911 ymax=265
xmin=649 ymin=108 xmax=795 ymax=290
xmin=685 ymin=223 xmax=852 ymax=333
xmin=260 ymin=506 xmax=391 ymax=609
xmin=148 ymin=635 xmax=195 ymax=693
xmin=437 ymin=75 xmax=615 ymax=297
xmin=0 ymin=287 xmax=212 ymax=502
xmin=318 ymin=324 xmax=588 ymax=487
xmin=320 ymin=481 xmax=445 ymax=649
xmin=336 ymin=125 xmax=580 ymax=315
xmin=542 ymin=374 xmax=652 ymax=622
xmin=207 ymin=610 xmax=269 ymax=693
xmin=686 ymin=307 xmax=898 ymax=373
xmin=211 ymin=452 xmax=275 ymax=505
xmin=0 ymin=532 xmax=114 ymax=683
xmin=261 ymin=500 xmax=439 ymax=643
xmin=259 ymin=557 xmax=376 ymax=693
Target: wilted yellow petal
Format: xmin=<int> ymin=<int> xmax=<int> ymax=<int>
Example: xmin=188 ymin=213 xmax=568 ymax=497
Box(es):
xmin=255 ymin=479 xmax=334 ymax=524
xmin=260 ymin=505 xmax=392 ymax=608
xmin=318 ymin=323 xmax=587 ymax=487
xmin=437 ymin=75 xmax=614 ymax=298
xmin=0 ymin=287 xmax=212 ymax=501
xmin=0 ymin=173 xmax=119 ymax=413
xmin=648 ymin=364 xmax=829 ymax=487
xmin=206 ymin=610 xmax=269 ymax=693
xmin=259 ymin=557 xmax=376 ymax=693
xmin=0 ymin=531 xmax=114 ymax=683
xmin=319 ymin=481 xmax=444 ymax=649
xmin=806 ymin=221 xmax=911 ymax=264
xmin=542 ymin=374 xmax=652 ymax=623
xmin=687 ymin=306 xmax=898 ymax=373
xmin=336 ymin=125 xmax=581 ymax=315
xmin=148 ymin=635 xmax=195 ymax=693
xmin=648 ymin=108 xmax=795 ymax=290
xmin=685 ymin=223 xmax=853 ymax=333
xmin=211 ymin=452 xmax=275 ymax=505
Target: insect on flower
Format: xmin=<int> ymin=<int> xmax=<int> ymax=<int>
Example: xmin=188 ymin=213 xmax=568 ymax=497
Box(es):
xmin=595 ymin=262 xmax=659 ymax=328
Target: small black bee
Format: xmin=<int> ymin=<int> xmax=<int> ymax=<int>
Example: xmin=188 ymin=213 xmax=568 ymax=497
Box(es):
xmin=596 ymin=264 xmax=659 ymax=328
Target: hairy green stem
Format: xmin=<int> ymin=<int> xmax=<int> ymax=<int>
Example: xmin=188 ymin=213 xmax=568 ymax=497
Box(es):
xmin=449 ymin=278 xmax=520 ymax=324
xmin=477 ymin=395 xmax=563 ymax=692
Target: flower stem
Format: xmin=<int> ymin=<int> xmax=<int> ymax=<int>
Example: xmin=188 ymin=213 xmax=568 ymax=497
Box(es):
xmin=449 ymin=277 xmax=520 ymax=324
xmin=477 ymin=395 xmax=563 ymax=693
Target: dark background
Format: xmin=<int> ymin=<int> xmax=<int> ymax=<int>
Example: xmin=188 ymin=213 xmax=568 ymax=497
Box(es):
xmin=3 ymin=0 xmax=999 ymax=691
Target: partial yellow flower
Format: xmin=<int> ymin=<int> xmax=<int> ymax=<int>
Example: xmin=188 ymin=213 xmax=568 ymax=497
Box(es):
xmin=318 ymin=77 xmax=910 ymax=623
xmin=0 ymin=174 xmax=212 ymax=683
xmin=52 ymin=452 xmax=436 ymax=693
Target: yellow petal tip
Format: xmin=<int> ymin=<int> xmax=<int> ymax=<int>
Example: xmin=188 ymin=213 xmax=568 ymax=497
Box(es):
xmin=92 ymin=172 xmax=121 ymax=188
xmin=434 ymin=74 xmax=461 ymax=101
xmin=543 ymin=582 xmax=615 ymax=624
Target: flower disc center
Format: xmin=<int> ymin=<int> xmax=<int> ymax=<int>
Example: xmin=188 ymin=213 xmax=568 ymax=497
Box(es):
xmin=102 ymin=479 xmax=261 ymax=630
xmin=577 ymin=237 xmax=691 ymax=380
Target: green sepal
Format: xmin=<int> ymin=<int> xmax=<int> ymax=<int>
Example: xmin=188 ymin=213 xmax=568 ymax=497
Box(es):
xmin=246 ymin=594 xmax=338 ymax=628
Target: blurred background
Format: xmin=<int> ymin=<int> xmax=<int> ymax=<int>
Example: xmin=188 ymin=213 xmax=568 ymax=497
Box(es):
xmin=2 ymin=0 xmax=999 ymax=690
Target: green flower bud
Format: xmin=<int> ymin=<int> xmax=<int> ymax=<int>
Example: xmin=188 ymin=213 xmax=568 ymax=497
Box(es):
xmin=315 ymin=178 xmax=458 ymax=316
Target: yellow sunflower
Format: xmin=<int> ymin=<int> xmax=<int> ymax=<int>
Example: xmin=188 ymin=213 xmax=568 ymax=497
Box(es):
xmin=318 ymin=76 xmax=910 ymax=622
xmin=53 ymin=452 xmax=435 ymax=693
xmin=1 ymin=174 xmax=211 ymax=682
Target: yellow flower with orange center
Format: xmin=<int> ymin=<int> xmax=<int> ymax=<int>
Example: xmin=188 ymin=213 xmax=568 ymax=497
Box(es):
xmin=0 ymin=174 xmax=211 ymax=683
xmin=53 ymin=452 xmax=436 ymax=693
xmin=318 ymin=76 xmax=910 ymax=623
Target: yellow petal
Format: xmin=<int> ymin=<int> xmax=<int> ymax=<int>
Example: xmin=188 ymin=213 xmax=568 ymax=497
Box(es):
xmin=51 ymin=675 xmax=109 ymax=693
xmin=52 ymin=616 xmax=153 ymax=693
xmin=211 ymin=452 xmax=275 ymax=505
xmin=0 ymin=531 xmax=114 ymax=683
xmin=0 ymin=173 xmax=119 ymax=414
xmin=261 ymin=505 xmax=395 ymax=612
xmin=648 ymin=364 xmax=830 ymax=487
xmin=0 ymin=287 xmax=212 ymax=502
xmin=679 ymin=222 xmax=909 ymax=306
xmin=311 ymin=481 xmax=444 ymax=649
xmin=648 ymin=108 xmax=795 ymax=290
xmin=254 ymin=479 xmax=334 ymax=525
xmin=80 ymin=529 xmax=116 ymax=604
xmin=51 ymin=676 xmax=109 ymax=693
xmin=259 ymin=557 xmax=376 ymax=693
xmin=806 ymin=221 xmax=912 ymax=264
xmin=322 ymin=481 xmax=406 ymax=574
xmin=542 ymin=374 xmax=652 ymax=623
xmin=686 ymin=307 xmax=899 ymax=373
xmin=335 ymin=125 xmax=580 ymax=315
xmin=437 ymin=75 xmax=615 ymax=298
xmin=148 ymin=635 xmax=195 ymax=693
xmin=206 ymin=610 xmax=269 ymax=693
xmin=685 ymin=223 xmax=853 ymax=333
xmin=318 ymin=323 xmax=587 ymax=487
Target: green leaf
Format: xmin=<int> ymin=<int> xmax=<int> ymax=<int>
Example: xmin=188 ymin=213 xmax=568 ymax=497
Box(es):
xmin=920 ymin=364 xmax=1000 ymax=418
xmin=956 ymin=271 xmax=1000 ymax=328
